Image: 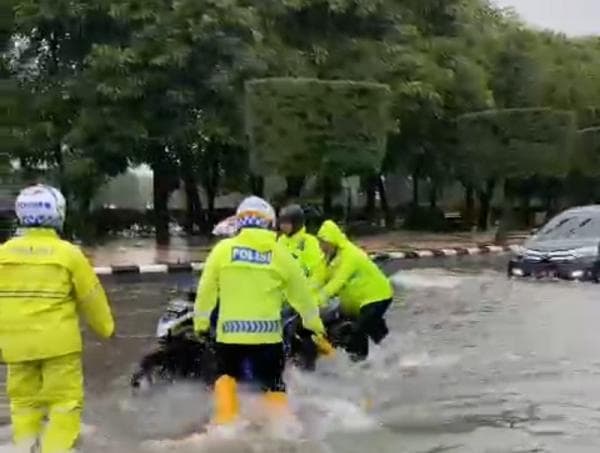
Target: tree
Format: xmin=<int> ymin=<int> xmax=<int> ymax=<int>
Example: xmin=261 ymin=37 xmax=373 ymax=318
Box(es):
xmin=245 ymin=77 xmax=393 ymax=214
xmin=574 ymin=127 xmax=600 ymax=177
xmin=252 ymin=0 xmax=409 ymax=219
xmin=80 ymin=0 xmax=263 ymax=243
xmin=380 ymin=0 xmax=497 ymax=228
xmin=6 ymin=1 xmax=132 ymax=238
xmin=457 ymin=108 xmax=576 ymax=232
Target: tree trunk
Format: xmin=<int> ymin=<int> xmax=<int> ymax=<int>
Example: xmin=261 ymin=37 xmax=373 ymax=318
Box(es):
xmin=363 ymin=174 xmax=377 ymax=222
xmin=206 ymin=187 xmax=216 ymax=227
xmin=522 ymin=193 xmax=531 ymax=227
xmin=344 ymin=186 xmax=352 ymax=223
xmin=477 ymin=179 xmax=495 ymax=231
xmin=183 ymin=172 xmax=203 ymax=235
xmin=412 ymin=174 xmax=420 ymax=207
xmin=429 ymin=181 xmax=438 ymax=209
xmin=377 ymin=174 xmax=393 ymax=227
xmin=250 ymin=175 xmax=264 ymax=197
xmin=54 ymin=144 xmax=71 ymax=238
xmin=322 ymin=175 xmax=333 ymax=217
xmin=464 ymin=183 xmax=475 ymax=228
xmin=285 ymin=176 xmax=305 ymax=199
xmin=495 ymin=179 xmax=514 ymax=244
xmin=153 ymin=166 xmax=171 ymax=246
xmin=205 ymin=151 xmax=221 ymax=228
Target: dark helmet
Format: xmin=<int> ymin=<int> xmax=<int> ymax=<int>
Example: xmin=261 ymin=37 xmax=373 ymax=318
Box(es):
xmin=278 ymin=204 xmax=305 ymax=234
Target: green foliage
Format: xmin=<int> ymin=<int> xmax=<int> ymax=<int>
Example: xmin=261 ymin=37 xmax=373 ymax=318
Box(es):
xmin=5 ymin=0 xmax=600 ymax=237
xmin=577 ymin=107 xmax=600 ymax=129
xmin=574 ymin=127 xmax=600 ymax=177
xmin=457 ymin=108 xmax=576 ymax=185
xmin=246 ymin=77 xmax=392 ymax=177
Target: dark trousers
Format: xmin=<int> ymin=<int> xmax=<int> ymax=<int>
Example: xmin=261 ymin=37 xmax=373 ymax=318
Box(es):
xmin=349 ymin=298 xmax=392 ymax=360
xmin=216 ymin=343 xmax=286 ymax=392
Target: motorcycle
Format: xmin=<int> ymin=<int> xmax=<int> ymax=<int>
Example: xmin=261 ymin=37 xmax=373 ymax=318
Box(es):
xmin=130 ymin=288 xmax=348 ymax=393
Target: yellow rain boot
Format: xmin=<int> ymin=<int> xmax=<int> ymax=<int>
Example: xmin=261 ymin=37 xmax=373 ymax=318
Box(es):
xmin=262 ymin=391 xmax=289 ymax=414
xmin=211 ymin=375 xmax=239 ymax=426
xmin=261 ymin=392 xmax=302 ymax=438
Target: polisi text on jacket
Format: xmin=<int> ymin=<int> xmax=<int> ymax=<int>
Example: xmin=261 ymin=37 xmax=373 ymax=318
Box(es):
xmin=231 ymin=246 xmax=272 ymax=265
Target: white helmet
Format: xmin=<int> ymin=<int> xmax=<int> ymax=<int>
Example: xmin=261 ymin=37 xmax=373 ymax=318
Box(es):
xmin=212 ymin=215 xmax=239 ymax=237
xmin=236 ymin=196 xmax=276 ymax=229
xmin=15 ymin=184 xmax=66 ymax=230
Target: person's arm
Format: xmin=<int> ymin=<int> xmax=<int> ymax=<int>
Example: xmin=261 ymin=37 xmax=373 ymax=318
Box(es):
xmin=305 ymin=238 xmax=327 ymax=291
xmin=194 ymin=241 xmax=226 ymax=334
xmin=71 ymin=247 xmax=115 ymax=339
xmin=279 ymin=246 xmax=325 ymax=335
xmin=319 ymin=247 xmax=355 ymax=303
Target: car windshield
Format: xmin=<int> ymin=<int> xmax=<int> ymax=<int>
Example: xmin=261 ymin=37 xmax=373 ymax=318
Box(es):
xmin=535 ymin=213 xmax=600 ymax=241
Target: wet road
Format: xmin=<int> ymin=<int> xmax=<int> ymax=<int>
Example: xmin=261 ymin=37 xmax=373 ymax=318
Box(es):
xmin=4 ymin=254 xmax=600 ymax=452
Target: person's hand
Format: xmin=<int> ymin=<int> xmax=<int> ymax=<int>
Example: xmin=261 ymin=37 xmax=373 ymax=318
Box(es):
xmin=105 ymin=329 xmax=116 ymax=340
xmin=193 ymin=330 xmax=209 ymax=344
xmin=312 ymin=334 xmax=335 ymax=357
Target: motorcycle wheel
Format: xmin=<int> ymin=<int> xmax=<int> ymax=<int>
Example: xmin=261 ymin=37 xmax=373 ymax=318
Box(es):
xmin=130 ymin=348 xmax=183 ymax=395
xmin=327 ymin=320 xmax=355 ymax=350
xmin=131 ymin=340 xmax=218 ymax=395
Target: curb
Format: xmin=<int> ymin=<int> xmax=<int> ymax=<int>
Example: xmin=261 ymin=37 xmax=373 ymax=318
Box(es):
xmin=92 ymin=243 xmax=521 ymax=276
xmin=370 ymin=243 xmax=520 ymax=261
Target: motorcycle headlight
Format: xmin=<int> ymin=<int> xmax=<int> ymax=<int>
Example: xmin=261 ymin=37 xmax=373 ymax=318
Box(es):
xmin=159 ymin=312 xmax=179 ymax=322
xmin=156 ymin=317 xmax=178 ymax=338
xmin=156 ymin=323 xmax=171 ymax=338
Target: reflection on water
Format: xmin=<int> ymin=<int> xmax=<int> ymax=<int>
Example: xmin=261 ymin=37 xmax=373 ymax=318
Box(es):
xmin=4 ymin=261 xmax=600 ymax=451
xmin=82 ymin=237 xmax=211 ymax=267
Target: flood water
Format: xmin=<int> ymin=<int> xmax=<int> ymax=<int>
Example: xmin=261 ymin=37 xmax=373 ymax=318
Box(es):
xmin=2 ymin=255 xmax=600 ymax=452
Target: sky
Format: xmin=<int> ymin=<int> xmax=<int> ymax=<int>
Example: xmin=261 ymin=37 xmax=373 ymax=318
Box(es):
xmin=493 ymin=0 xmax=600 ymax=36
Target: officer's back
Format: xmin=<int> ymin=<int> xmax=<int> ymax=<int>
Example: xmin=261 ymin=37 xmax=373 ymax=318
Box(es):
xmin=214 ymin=227 xmax=295 ymax=342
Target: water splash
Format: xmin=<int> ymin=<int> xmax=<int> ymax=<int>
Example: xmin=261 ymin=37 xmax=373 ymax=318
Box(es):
xmin=391 ymin=268 xmax=476 ymax=290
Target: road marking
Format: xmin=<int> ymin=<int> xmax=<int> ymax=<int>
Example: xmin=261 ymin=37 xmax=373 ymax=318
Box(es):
xmin=387 ymin=252 xmax=406 ymax=259
xmin=139 ymin=264 xmax=168 ymax=274
xmin=415 ymin=250 xmax=434 ymax=258
xmin=94 ymin=267 xmax=113 ymax=275
xmin=91 ymin=244 xmax=515 ymax=275
xmin=191 ymin=262 xmax=205 ymax=272
xmin=441 ymin=249 xmax=458 ymax=256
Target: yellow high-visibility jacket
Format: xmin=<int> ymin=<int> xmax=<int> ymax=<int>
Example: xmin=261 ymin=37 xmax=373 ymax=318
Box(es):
xmin=278 ymin=227 xmax=327 ymax=295
xmin=317 ymin=220 xmax=393 ymax=316
xmin=194 ymin=228 xmax=325 ymax=344
xmin=0 ymin=229 xmax=115 ymax=363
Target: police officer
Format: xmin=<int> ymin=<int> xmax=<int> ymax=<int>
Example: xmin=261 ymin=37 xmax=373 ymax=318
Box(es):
xmin=277 ymin=204 xmax=326 ymax=295
xmin=0 ymin=184 xmax=115 ymax=452
xmin=194 ymin=196 xmax=326 ymax=428
xmin=316 ymin=220 xmax=393 ymax=360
